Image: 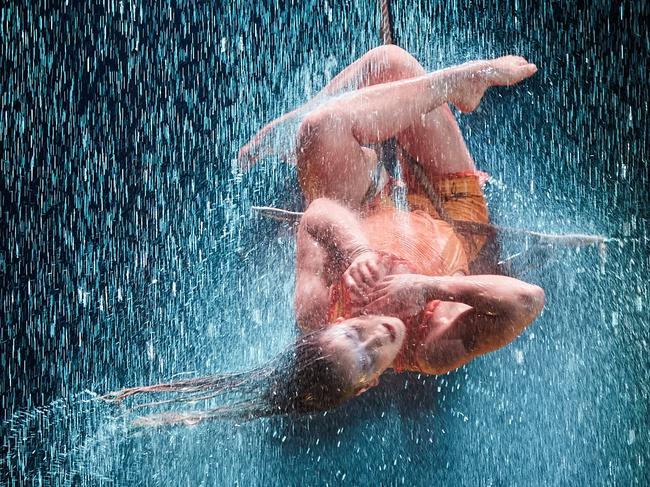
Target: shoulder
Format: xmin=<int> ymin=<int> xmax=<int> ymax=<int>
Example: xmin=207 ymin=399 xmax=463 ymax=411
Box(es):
xmin=411 ymin=301 xmax=475 ymax=375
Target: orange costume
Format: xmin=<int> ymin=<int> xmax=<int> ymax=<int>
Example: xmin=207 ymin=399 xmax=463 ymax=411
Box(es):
xmin=327 ymin=172 xmax=490 ymax=372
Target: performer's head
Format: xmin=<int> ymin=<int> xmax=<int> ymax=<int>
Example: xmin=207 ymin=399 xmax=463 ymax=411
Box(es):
xmin=304 ymin=314 xmax=406 ymax=399
xmin=103 ymin=315 xmax=405 ymax=426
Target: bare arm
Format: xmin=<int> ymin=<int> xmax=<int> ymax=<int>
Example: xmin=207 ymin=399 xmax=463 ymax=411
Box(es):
xmin=295 ymin=198 xmax=383 ymax=330
xmin=294 ymin=224 xmax=331 ymax=331
xmin=299 ymin=198 xmax=372 ymax=267
xmin=238 ymin=45 xmax=418 ymax=170
xmin=366 ymin=273 xmax=545 ymax=356
xmin=422 ymin=274 xmax=544 ymax=324
xmin=434 ymin=275 xmax=544 ymax=357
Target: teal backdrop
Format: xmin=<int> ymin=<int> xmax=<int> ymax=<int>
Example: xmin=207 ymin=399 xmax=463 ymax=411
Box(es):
xmin=1 ymin=0 xmax=648 ymax=485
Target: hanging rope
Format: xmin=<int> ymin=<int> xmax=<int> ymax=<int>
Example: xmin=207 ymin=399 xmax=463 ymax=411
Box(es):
xmin=375 ymin=0 xmax=473 ymax=233
xmin=372 ymin=0 xmax=608 ymax=259
xmin=250 ymin=205 xmax=610 ymax=246
xmin=379 ymin=0 xmax=395 ymax=45
xmin=374 ymin=0 xmax=401 ymax=201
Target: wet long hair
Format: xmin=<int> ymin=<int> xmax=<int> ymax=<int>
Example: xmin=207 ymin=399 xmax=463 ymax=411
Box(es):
xmin=102 ymin=330 xmax=359 ymax=427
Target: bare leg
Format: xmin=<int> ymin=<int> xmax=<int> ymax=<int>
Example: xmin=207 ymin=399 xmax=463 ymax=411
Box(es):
xmin=319 ymin=45 xmax=479 ymax=178
xmin=239 ymin=45 xmax=421 ymax=168
xmin=315 ymin=45 xmax=425 ymax=95
xmin=240 ymin=45 xmax=474 ymax=175
xmin=296 ymin=56 xmax=537 ymax=206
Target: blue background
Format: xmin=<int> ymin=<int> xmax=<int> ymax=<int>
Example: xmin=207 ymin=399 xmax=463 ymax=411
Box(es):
xmin=1 ymin=0 xmax=648 ymax=485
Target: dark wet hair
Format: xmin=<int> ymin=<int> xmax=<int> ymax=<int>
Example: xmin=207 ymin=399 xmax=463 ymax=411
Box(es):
xmin=102 ymin=330 xmax=359 ymax=427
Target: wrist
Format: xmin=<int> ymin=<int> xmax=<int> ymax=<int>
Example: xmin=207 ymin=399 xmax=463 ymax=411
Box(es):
xmin=348 ymin=245 xmax=374 ymax=263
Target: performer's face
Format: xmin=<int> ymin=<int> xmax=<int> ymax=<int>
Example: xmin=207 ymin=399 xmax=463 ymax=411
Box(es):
xmin=320 ymin=315 xmax=406 ymax=390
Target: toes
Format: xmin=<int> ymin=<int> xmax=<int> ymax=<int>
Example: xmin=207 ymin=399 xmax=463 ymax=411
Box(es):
xmin=521 ymin=63 xmax=538 ymax=77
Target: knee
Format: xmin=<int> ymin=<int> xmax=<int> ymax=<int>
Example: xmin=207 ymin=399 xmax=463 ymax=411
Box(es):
xmin=367 ymin=44 xmax=411 ymax=64
xmin=297 ymin=108 xmax=351 ymax=153
xmin=366 ymin=45 xmax=424 ymax=79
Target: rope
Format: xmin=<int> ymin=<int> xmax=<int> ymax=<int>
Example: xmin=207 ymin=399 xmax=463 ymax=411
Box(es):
xmin=372 ymin=1 xmax=608 ymax=255
xmin=376 ymin=0 xmax=400 ymax=203
xmin=379 ymin=0 xmax=394 ymax=45
xmin=250 ymin=206 xmax=610 ymax=249
xmin=399 ymin=147 xmax=453 ymax=222
xmin=375 ymin=0 xmax=467 ymax=235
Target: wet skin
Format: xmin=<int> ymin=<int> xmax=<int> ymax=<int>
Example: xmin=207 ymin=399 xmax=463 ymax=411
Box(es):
xmin=320 ymin=315 xmax=406 ymax=389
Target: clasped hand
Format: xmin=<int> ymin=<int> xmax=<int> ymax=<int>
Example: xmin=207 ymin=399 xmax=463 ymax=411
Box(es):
xmin=342 ymin=251 xmax=389 ymax=304
xmin=343 ymin=252 xmax=431 ymax=317
xmin=363 ymin=274 xmax=431 ymax=317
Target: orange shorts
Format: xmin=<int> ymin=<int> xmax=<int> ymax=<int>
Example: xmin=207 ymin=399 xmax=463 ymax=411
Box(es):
xmin=405 ymin=171 xmax=490 ymax=265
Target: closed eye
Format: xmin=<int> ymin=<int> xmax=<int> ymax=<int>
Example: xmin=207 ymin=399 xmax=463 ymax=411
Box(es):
xmin=345 ymin=329 xmax=359 ymax=341
xmin=359 ymin=353 xmax=374 ymax=372
xmin=342 ymin=329 xmax=372 ymax=371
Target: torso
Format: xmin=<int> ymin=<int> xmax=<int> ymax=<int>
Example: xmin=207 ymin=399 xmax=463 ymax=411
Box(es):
xmin=360 ymin=206 xmax=469 ymax=277
xmin=328 ymin=208 xmax=471 ymax=373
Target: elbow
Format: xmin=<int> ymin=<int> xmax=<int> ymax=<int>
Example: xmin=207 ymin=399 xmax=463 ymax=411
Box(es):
xmin=530 ymin=284 xmax=546 ymax=317
xmin=301 ymin=198 xmax=329 ymax=231
xmin=498 ymin=284 xmax=545 ymax=343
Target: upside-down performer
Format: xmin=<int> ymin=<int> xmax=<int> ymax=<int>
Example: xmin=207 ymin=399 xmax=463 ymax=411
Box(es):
xmin=104 ymin=47 xmax=545 ymax=425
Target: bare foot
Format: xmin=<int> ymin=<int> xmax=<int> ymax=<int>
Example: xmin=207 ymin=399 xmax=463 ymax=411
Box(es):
xmin=238 ymin=101 xmax=315 ymax=171
xmin=450 ymin=56 xmax=537 ymax=112
xmin=238 ymin=125 xmax=277 ymax=172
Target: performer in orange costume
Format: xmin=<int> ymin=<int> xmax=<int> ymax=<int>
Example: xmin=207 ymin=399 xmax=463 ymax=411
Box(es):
xmin=242 ymin=46 xmax=545 ymax=390
xmin=104 ymin=48 xmax=547 ymax=424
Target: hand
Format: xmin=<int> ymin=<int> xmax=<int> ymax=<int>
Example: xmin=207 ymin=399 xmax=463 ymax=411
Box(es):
xmin=363 ymin=274 xmax=432 ymax=317
xmin=451 ymin=56 xmax=537 ymax=112
xmin=342 ymin=251 xmax=390 ymax=305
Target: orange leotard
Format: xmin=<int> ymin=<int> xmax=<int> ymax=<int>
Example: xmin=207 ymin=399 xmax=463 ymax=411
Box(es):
xmin=328 ymin=171 xmax=490 ymax=373
xmin=327 ymin=206 xmax=471 ymax=373
xmin=327 ymin=252 xmax=443 ymax=373
xmin=361 ymin=207 xmax=470 ymax=276
xmin=369 ymin=170 xmax=491 ymax=263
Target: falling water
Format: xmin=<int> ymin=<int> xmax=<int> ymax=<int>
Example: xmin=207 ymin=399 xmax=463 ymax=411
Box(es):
xmin=1 ymin=1 xmax=648 ymax=485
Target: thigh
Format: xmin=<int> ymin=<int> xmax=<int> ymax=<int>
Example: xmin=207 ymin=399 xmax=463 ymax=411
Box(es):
xmin=296 ymin=109 xmax=379 ymax=208
xmin=321 ymin=45 xmax=428 ymax=97
xmin=340 ymin=49 xmax=477 ymax=179
xmin=297 ymin=46 xmax=435 ymax=206
xmin=397 ymin=105 xmax=478 ymax=181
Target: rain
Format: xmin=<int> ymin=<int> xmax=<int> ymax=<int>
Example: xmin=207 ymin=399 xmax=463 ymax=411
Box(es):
xmin=1 ymin=0 xmax=648 ymax=485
